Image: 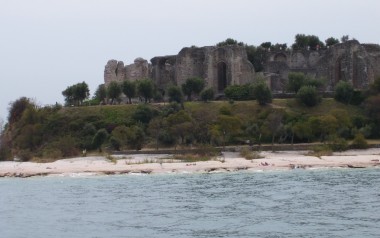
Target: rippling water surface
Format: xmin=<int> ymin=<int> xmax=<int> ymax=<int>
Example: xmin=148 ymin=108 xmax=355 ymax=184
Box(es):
xmin=1 ymin=169 xmax=380 ymax=238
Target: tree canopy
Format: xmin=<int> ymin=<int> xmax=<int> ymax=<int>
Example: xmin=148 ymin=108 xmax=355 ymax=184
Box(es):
xmin=107 ymin=81 xmax=122 ymax=104
xmin=62 ymin=82 xmax=89 ymax=106
xmin=137 ymin=79 xmax=154 ymax=103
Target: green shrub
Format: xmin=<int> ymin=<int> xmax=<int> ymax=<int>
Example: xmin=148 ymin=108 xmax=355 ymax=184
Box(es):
xmin=334 ymin=81 xmax=354 ymax=104
xmin=224 ymin=85 xmax=253 ymax=100
xmin=240 ymin=147 xmax=262 ymax=160
xmin=17 ymin=150 xmax=33 ymax=161
xmin=328 ymin=137 xmax=349 ymax=152
xmin=309 ymin=144 xmax=333 ymax=157
xmin=200 ymin=88 xmax=214 ymax=102
xmin=168 ymin=85 xmax=183 ymax=103
xmin=253 ymin=81 xmax=272 ymax=105
xmin=351 ymin=133 xmax=368 ymax=149
xmin=296 ymin=86 xmax=321 ymax=107
xmin=42 ymin=148 xmax=63 ymax=159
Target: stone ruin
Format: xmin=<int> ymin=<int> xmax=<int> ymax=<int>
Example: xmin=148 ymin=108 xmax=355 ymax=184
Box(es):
xmin=104 ymin=40 xmax=380 ymax=94
xmin=264 ymin=40 xmax=380 ymax=92
xmin=104 ymin=45 xmax=255 ymax=95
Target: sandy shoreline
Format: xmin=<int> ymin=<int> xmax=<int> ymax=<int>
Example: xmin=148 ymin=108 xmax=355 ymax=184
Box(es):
xmin=1 ymin=149 xmax=380 ymax=178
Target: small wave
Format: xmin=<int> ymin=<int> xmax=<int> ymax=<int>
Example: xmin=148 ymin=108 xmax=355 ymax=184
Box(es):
xmin=48 ymin=172 xmax=99 ymax=178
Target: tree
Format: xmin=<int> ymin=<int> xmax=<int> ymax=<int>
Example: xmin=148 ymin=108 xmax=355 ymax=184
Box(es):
xmin=318 ymin=115 xmax=339 ymax=141
xmin=62 ymin=82 xmax=89 ymax=106
xmin=122 ymin=80 xmax=136 ymax=104
xmin=126 ymin=125 xmax=145 ymax=150
xmin=296 ymin=86 xmax=321 ymax=107
xmin=293 ymin=120 xmax=313 ymax=142
xmin=168 ymin=85 xmax=183 ymax=103
xmin=110 ymin=125 xmax=129 ymax=150
xmin=148 ymin=117 xmax=164 ymax=150
xmin=166 ymin=110 xmax=194 ymax=146
xmin=181 ymin=77 xmax=205 ymax=101
xmin=262 ymin=110 xmax=284 ymax=148
xmin=216 ymin=38 xmax=244 ymax=47
xmin=107 ymin=81 xmax=122 ymax=104
xmin=260 ymin=42 xmax=272 ymax=50
xmin=292 ymin=34 xmax=324 ymax=50
xmin=334 ymin=81 xmax=354 ymax=104
xmin=137 ymin=79 xmax=154 ymax=103
xmin=216 ymin=114 xmax=241 ymax=147
xmin=132 ymin=104 xmax=156 ymax=124
xmin=307 ymin=35 xmax=324 ymax=50
xmin=341 ymin=35 xmax=350 ymax=43
xmin=287 ymin=72 xmax=307 ymax=93
xmin=94 ymin=84 xmax=107 ymax=105
xmin=92 ymin=129 xmax=109 ymax=152
xmin=244 ymin=44 xmax=268 ymax=72
xmin=293 ymin=34 xmax=309 ymax=50
xmin=200 ymin=88 xmax=214 ymax=102
xmin=253 ymin=81 xmax=272 ymax=105
xmin=325 ymin=37 xmax=340 ymax=47
xmin=8 ymin=97 xmax=34 ymax=125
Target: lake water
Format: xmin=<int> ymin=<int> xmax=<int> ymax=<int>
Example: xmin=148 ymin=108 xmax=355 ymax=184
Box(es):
xmin=1 ymin=168 xmax=380 ymax=238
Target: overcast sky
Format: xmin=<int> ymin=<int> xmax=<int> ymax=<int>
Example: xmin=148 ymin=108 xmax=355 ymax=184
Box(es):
xmin=1 ymin=0 xmax=380 ymax=122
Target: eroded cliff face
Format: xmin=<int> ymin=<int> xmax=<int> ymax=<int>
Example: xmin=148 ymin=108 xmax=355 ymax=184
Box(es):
xmin=264 ymin=40 xmax=380 ymax=92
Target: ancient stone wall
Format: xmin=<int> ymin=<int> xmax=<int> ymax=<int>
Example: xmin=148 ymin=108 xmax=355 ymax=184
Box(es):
xmin=172 ymin=45 xmax=255 ymax=93
xmin=264 ymin=40 xmax=380 ymax=92
xmin=104 ymin=58 xmax=151 ymax=85
xmin=104 ymin=60 xmax=126 ymax=84
xmin=125 ymin=58 xmax=151 ymax=81
xmin=104 ymin=40 xmax=380 ymax=95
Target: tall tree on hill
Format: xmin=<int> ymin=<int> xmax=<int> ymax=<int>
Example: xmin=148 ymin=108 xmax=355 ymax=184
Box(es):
xmin=62 ymin=82 xmax=89 ymax=106
xmin=216 ymin=38 xmax=244 ymax=47
xmin=94 ymin=84 xmax=107 ymax=105
xmin=137 ymin=79 xmax=154 ymax=103
xmin=122 ymin=80 xmax=136 ymax=104
xmin=107 ymin=81 xmax=122 ymax=104
xmin=325 ymin=37 xmax=340 ymax=47
xmin=181 ymin=77 xmax=205 ymax=101
xmin=168 ymin=85 xmax=183 ymax=104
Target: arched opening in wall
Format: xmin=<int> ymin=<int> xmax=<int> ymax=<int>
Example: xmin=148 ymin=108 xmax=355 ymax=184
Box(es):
xmin=274 ymin=53 xmax=287 ymax=62
xmin=217 ymin=62 xmax=227 ymax=92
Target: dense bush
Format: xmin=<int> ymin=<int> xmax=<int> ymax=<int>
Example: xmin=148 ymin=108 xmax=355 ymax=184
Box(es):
xmin=200 ymin=88 xmax=214 ymax=102
xmin=296 ymin=86 xmax=321 ymax=107
xmin=1 ymin=94 xmax=377 ymax=160
xmin=351 ymin=133 xmax=368 ymax=149
xmin=168 ymin=86 xmax=183 ymax=103
xmin=253 ymin=81 xmax=272 ymax=105
xmin=224 ymin=85 xmax=253 ymax=100
xmin=334 ymin=81 xmax=354 ymax=104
